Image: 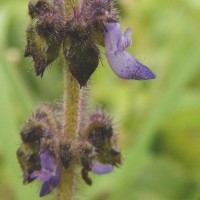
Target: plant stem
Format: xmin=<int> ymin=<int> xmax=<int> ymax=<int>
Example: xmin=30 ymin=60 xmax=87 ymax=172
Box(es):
xmin=63 ymin=65 xmax=80 ymax=140
xmin=57 ymin=1 xmax=80 ymax=200
xmin=57 ymin=64 xmax=80 ymax=200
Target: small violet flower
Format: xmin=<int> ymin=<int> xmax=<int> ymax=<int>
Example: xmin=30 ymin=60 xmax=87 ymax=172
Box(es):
xmin=91 ymin=160 xmax=113 ymax=175
xmin=104 ymin=22 xmax=156 ymax=80
xmin=30 ymin=152 xmax=62 ymax=197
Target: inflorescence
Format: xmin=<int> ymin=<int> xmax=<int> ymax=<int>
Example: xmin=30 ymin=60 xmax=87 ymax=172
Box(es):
xmin=17 ymin=102 xmax=121 ymax=196
xmin=17 ymin=0 xmax=155 ymax=198
xmin=24 ymin=0 xmax=155 ymax=87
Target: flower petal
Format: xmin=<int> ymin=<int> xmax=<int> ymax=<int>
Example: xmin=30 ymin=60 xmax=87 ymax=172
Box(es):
xmin=30 ymin=170 xmax=52 ymax=182
xmin=30 ymin=152 xmax=62 ymax=196
xmin=104 ymin=22 xmax=122 ymax=51
xmin=106 ymin=50 xmax=156 ymax=80
xmin=104 ymin=22 xmax=156 ymax=80
xmin=91 ymin=161 xmax=113 ymax=175
xmin=117 ymin=28 xmax=132 ymax=51
xmin=40 ymin=176 xmax=60 ymax=197
xmin=40 ymin=152 xmax=57 ymax=172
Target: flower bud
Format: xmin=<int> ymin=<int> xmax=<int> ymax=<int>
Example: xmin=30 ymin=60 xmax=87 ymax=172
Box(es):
xmin=25 ymin=24 xmax=62 ymax=76
xmin=59 ymin=143 xmax=72 ymax=169
xmin=82 ymin=0 xmax=118 ymax=30
xmin=87 ymin=110 xmax=122 ymax=165
xmin=63 ymin=10 xmax=100 ymax=87
xmin=17 ymin=102 xmax=63 ymax=187
xmin=25 ymin=0 xmax=65 ymax=76
xmin=16 ymin=146 xmax=40 ymax=184
xmin=81 ymin=168 xmax=92 ymax=185
xmin=29 ymin=0 xmax=65 ymax=37
xmin=81 ymin=0 xmax=118 ymax=46
xmin=79 ymin=139 xmax=96 ymax=185
xmin=20 ymin=103 xmax=61 ymax=145
xmin=79 ymin=109 xmax=122 ymax=184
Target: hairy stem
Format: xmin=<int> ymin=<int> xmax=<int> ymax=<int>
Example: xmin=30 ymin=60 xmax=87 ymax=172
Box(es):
xmin=57 ymin=1 xmax=80 ymax=200
xmin=58 ymin=64 xmax=80 ymax=200
xmin=63 ymin=65 xmax=80 ymax=139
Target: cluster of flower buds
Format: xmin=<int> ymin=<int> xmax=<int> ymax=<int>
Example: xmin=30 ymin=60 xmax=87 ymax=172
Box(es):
xmin=17 ymin=102 xmax=121 ymax=197
xmin=25 ymin=0 xmax=66 ymax=76
xmin=25 ymin=0 xmax=155 ymax=87
xmin=78 ymin=109 xmax=121 ymax=185
xmin=17 ymin=103 xmax=63 ymax=196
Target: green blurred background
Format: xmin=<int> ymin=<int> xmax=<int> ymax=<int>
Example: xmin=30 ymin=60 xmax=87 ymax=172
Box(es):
xmin=1 ymin=0 xmax=200 ymax=199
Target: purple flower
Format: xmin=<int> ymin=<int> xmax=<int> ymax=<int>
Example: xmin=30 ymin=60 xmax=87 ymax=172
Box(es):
xmin=91 ymin=160 xmax=113 ymax=175
xmin=104 ymin=22 xmax=156 ymax=80
xmin=30 ymin=152 xmax=61 ymax=197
